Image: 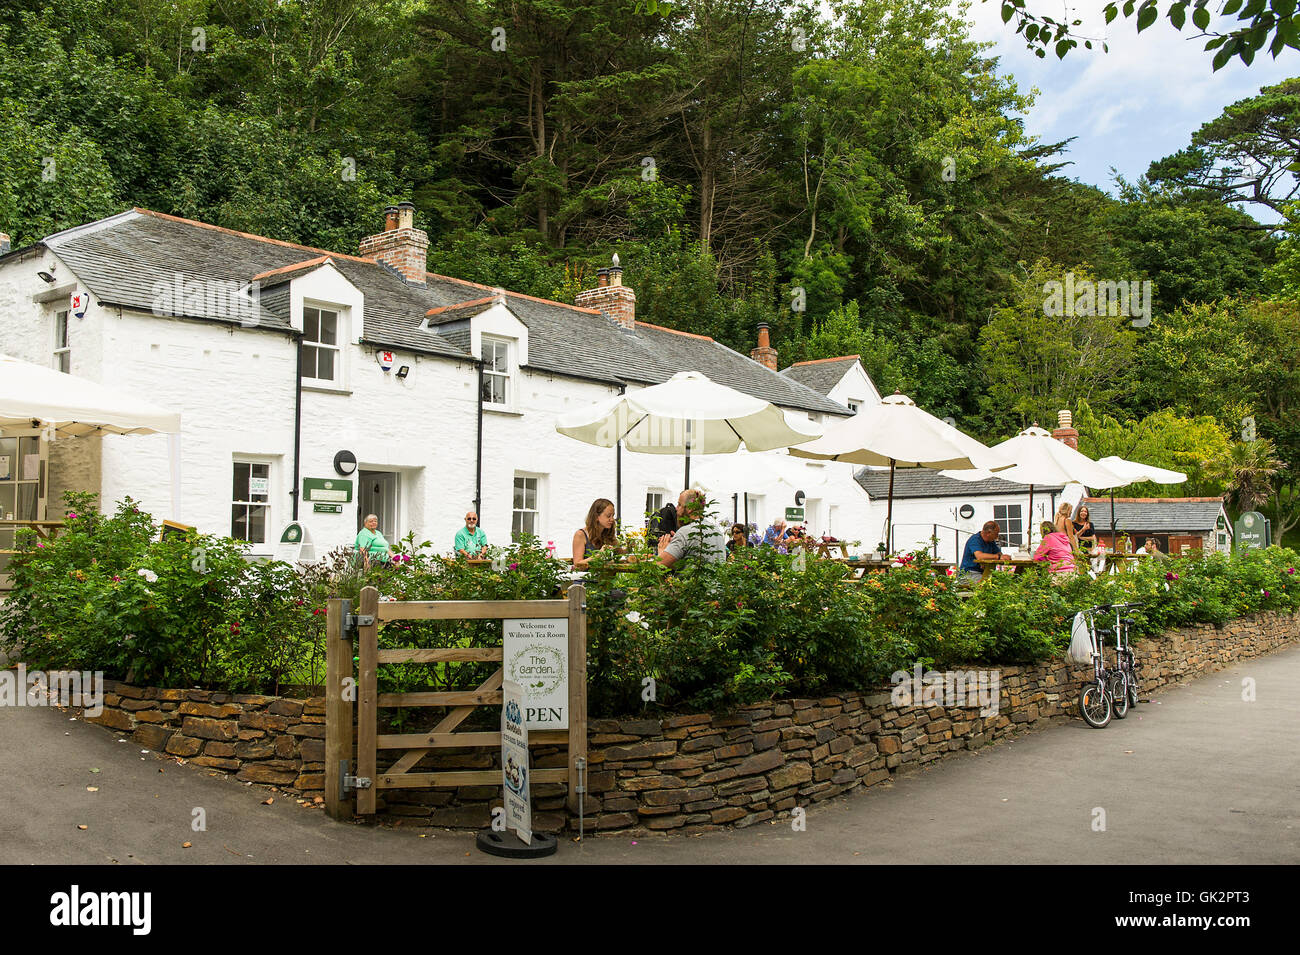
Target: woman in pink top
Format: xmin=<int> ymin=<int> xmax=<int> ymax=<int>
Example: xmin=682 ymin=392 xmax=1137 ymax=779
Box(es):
xmin=1033 ymin=521 xmax=1076 ymax=575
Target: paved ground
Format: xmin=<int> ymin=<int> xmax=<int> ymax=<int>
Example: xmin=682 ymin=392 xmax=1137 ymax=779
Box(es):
xmin=2 ymin=644 xmax=1297 ymax=865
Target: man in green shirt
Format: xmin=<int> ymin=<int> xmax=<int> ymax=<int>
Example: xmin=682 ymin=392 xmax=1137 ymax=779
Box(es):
xmin=454 ymin=511 xmax=488 ymax=557
xmin=355 ymin=513 xmax=391 ymax=565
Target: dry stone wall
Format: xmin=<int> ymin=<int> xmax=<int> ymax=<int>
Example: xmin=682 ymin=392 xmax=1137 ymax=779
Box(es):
xmin=83 ymin=611 xmax=1299 ymax=834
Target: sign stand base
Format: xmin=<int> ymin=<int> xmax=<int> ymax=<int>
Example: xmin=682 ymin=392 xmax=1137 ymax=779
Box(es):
xmin=475 ymin=829 xmax=557 ymax=859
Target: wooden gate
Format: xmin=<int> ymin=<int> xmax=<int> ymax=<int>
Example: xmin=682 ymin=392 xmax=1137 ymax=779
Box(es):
xmin=323 ymin=584 xmax=587 ymax=821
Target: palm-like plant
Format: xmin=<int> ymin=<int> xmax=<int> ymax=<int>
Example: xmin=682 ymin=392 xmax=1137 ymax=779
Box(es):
xmin=1213 ymin=439 xmax=1285 ymax=512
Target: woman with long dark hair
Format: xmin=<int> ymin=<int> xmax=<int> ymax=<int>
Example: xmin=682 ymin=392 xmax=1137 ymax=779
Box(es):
xmin=572 ymin=498 xmax=619 ymax=570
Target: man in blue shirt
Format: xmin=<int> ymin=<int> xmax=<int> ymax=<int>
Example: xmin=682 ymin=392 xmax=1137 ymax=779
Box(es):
xmin=960 ymin=521 xmax=1007 ymax=584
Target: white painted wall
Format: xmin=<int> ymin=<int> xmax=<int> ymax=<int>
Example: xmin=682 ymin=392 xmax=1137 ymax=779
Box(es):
xmin=826 ymin=360 xmax=881 ymax=410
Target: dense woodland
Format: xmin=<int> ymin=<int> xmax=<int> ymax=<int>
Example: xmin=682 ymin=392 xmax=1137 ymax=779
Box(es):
xmin=2 ymin=0 xmax=1299 ymax=540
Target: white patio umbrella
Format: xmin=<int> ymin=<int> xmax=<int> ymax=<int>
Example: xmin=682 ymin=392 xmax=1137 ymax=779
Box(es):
xmin=0 ymin=354 xmax=181 ymax=435
xmin=940 ymin=426 xmax=1129 ymax=548
xmin=1096 ymin=456 xmax=1188 ymax=542
xmin=0 ymin=354 xmax=183 ymax=515
xmin=555 ymin=370 xmax=822 ymax=486
xmin=788 ymin=392 xmax=1012 ymax=552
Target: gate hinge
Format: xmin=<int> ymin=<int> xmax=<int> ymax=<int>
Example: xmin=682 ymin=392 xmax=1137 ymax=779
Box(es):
xmin=343 ymin=613 xmax=375 ymax=635
xmin=344 ymin=775 xmax=372 ymax=792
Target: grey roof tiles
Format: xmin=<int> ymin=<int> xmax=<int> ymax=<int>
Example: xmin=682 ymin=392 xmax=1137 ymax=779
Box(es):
xmin=43 ymin=209 xmax=844 ymax=414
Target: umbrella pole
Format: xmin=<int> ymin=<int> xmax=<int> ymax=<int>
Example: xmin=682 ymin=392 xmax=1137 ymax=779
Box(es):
xmin=1111 ymin=488 xmax=1117 ymax=547
xmin=684 ymin=419 xmax=692 ymax=488
xmin=885 ymin=459 xmax=896 ymax=554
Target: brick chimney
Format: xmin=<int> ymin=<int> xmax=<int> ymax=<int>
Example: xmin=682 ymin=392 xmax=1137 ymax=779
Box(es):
xmin=576 ymin=253 xmax=635 ymax=329
xmin=1051 ymin=409 xmax=1078 ymax=449
xmin=750 ymin=323 xmax=778 ymax=371
xmin=359 ymin=201 xmax=428 ymax=284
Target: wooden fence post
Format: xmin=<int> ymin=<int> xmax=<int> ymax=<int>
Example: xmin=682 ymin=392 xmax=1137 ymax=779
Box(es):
xmin=567 ymin=584 xmax=588 ymax=814
xmin=356 ymin=586 xmax=380 ymax=817
xmin=323 ymin=598 xmax=352 ymax=821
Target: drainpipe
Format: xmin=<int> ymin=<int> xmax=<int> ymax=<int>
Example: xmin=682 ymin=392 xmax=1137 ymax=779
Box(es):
xmin=292 ymin=332 xmax=303 ymax=520
xmin=616 ymin=382 xmax=626 ymax=522
xmin=475 ymin=359 xmax=484 ymax=519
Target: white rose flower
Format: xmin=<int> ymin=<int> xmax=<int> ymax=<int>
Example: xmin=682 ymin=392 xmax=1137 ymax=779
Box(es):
xmin=137 ymin=568 xmax=158 ymax=583
xmin=625 ymin=610 xmax=642 ymax=625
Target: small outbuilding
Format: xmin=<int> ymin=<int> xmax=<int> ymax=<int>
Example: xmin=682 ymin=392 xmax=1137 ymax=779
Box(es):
xmin=1082 ymin=497 xmax=1232 ymax=554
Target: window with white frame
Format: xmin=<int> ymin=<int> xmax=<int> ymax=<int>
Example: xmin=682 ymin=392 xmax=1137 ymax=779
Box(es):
xmin=481 ymin=336 xmax=510 ymax=406
xmin=512 ymin=474 xmax=540 ymax=541
xmin=53 ymin=310 xmax=70 ymax=373
xmin=301 ymin=306 xmax=341 ymax=383
xmin=993 ymin=503 xmax=1023 ymax=548
xmin=645 ymin=490 xmax=666 ymax=519
xmin=231 ymin=461 xmax=271 ymax=544
xmin=847 ymin=399 xmax=861 ymax=413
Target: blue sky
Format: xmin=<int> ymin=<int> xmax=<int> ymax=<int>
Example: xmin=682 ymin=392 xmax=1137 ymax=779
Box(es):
xmin=958 ymin=2 xmax=1299 ymax=216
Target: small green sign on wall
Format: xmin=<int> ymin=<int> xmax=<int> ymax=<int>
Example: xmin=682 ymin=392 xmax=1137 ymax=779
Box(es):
xmin=1234 ymin=511 xmax=1268 ymax=551
xmin=785 ymin=506 xmax=805 ymax=522
xmin=302 ymin=477 xmax=352 ymax=504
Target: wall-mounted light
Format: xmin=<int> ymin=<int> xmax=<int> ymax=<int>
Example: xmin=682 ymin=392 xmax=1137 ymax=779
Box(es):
xmin=396 ymin=365 xmax=410 ymax=379
xmin=37 ymin=271 xmax=55 ymax=284
xmin=333 ymin=450 xmax=358 ymax=476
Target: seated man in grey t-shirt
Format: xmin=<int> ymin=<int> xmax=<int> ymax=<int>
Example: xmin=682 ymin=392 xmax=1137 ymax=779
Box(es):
xmin=657 ymin=488 xmax=727 ymax=567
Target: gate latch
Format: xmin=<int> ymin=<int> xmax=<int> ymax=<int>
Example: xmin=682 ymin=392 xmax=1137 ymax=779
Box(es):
xmin=343 ymin=613 xmax=375 ymax=636
xmin=344 ymin=774 xmax=372 ymax=792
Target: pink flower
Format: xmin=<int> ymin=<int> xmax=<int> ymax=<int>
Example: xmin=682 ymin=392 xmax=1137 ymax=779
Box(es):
xmin=111 ymin=575 xmax=121 ymax=582
xmin=1289 ymin=568 xmax=1295 ymax=575
xmin=1165 ymin=572 xmax=1178 ymax=581
xmin=36 ymin=542 xmax=45 ymax=548
xmin=67 ymin=511 xmax=78 ymax=519
xmin=1263 ymin=590 xmax=1271 ymax=598
xmin=508 ymin=562 xmax=519 ymax=571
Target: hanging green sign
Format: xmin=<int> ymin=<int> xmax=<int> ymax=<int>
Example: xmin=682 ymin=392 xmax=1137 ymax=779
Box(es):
xmin=302 ymin=477 xmax=352 ymax=503
xmin=1234 ymin=511 xmax=1268 ymax=551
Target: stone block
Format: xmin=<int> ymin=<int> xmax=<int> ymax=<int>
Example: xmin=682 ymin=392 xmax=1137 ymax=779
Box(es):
xmin=733 ymin=749 xmax=784 ymax=777
xmin=204 ymin=741 xmax=237 ymax=758
xmin=298 ymin=738 xmax=325 ymax=762
xmin=288 ymin=723 xmax=326 ymax=739
xmin=178 ymin=701 xmax=242 ymax=718
xmin=165 ymin=734 xmax=202 ymax=757
xmin=268 ymin=699 xmax=304 ymax=717
xmin=768 ymin=763 xmax=813 ymax=790
xmin=181 ymin=717 xmax=238 ymax=741
xmin=192 ymin=756 xmax=241 ymax=771
xmin=236 ymin=764 xmax=298 ymax=785
xmin=132 ymin=724 xmax=174 ymax=751
xmin=605 ymin=739 xmax=676 ymax=761
xmin=88 ymin=709 xmax=133 ymax=731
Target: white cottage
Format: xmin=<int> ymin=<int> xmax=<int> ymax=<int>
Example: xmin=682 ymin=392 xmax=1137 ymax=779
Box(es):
xmin=0 ymin=205 xmax=870 ymax=561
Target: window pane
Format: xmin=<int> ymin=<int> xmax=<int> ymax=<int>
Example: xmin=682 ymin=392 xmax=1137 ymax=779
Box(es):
xmin=524 ymin=479 xmax=536 ymax=510
xmin=248 ymin=504 xmax=267 ymax=543
xmin=232 ymin=504 xmax=247 ymax=540
xmin=521 ymin=512 xmax=535 ymax=536
xmin=491 ymin=376 xmax=506 ymax=404
xmin=58 ymin=351 xmax=70 ymax=373
xmin=513 ymin=478 xmax=525 ymax=510
xmin=304 ymin=308 xmax=319 ymax=343
xmin=319 ymin=311 xmax=338 ymax=345
xmin=317 ymin=348 xmax=335 ymax=381
xmin=56 ymin=313 xmax=69 ymax=348
xmin=17 ymin=483 xmax=38 ymax=520
xmin=233 ymin=462 xmax=250 ymax=501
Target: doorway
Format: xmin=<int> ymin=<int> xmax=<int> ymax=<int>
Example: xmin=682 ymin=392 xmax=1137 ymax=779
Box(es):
xmin=357 ymin=470 xmax=400 ymax=544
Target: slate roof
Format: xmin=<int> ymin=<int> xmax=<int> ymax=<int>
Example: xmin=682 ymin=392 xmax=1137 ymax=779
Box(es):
xmin=31 ymin=209 xmax=845 ymax=415
xmin=781 ymin=355 xmax=859 ymax=396
xmin=1081 ymin=498 xmax=1227 ymax=533
xmin=855 ymin=468 xmax=1066 ymax=499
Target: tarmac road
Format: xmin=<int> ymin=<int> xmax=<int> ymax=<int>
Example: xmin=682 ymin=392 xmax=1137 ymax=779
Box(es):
xmin=1 ymin=644 xmax=1296 ymax=865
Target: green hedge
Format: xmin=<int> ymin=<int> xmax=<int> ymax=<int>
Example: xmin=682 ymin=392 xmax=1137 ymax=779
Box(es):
xmin=4 ymin=494 xmax=1298 ymax=716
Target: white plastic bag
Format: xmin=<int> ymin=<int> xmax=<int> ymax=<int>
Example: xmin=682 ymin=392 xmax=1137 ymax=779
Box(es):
xmin=1067 ymin=611 xmax=1094 ymax=664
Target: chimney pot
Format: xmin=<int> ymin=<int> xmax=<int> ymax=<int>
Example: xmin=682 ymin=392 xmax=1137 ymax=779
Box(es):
xmin=576 ymin=261 xmax=635 ymax=329
xmin=383 ymin=205 xmax=400 ymax=231
xmin=1058 ymin=409 xmax=1072 ymax=429
xmin=396 ymin=201 xmax=415 ymax=231
xmin=750 ymin=323 xmax=778 ymax=371
xmin=596 ymin=268 xmax=609 ymax=288
xmin=1051 ymin=408 xmax=1079 ymax=449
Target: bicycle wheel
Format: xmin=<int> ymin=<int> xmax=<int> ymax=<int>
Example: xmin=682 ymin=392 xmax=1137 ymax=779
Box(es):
xmin=1109 ymin=672 xmax=1129 ymax=719
xmin=1080 ymin=681 xmax=1112 ymax=728
xmin=1127 ymin=668 xmax=1139 ymax=708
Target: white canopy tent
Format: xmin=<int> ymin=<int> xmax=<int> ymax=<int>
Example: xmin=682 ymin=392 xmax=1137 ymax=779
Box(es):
xmin=0 ymin=354 xmax=183 ymax=516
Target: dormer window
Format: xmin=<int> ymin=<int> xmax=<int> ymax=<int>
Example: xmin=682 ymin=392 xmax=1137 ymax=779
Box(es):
xmin=481 ymin=336 xmax=510 ymax=406
xmin=302 ymin=305 xmax=341 ymax=383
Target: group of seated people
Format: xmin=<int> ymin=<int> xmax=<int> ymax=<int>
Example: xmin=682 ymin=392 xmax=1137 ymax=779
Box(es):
xmin=959 ymin=503 xmax=1167 ymax=584
xmin=357 ymin=491 xmax=732 ymax=570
